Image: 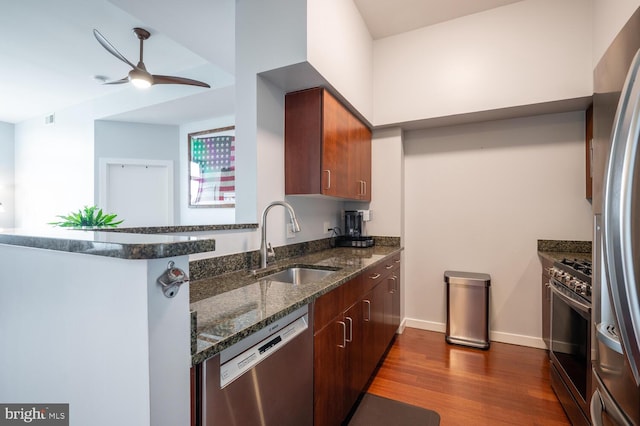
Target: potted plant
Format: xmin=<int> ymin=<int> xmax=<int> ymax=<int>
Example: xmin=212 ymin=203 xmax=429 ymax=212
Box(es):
xmin=49 ymin=205 xmax=123 ymax=228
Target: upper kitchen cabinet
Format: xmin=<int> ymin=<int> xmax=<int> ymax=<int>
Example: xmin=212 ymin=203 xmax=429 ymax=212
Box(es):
xmin=348 ymin=114 xmax=372 ymax=201
xmin=285 ymin=88 xmax=371 ymax=201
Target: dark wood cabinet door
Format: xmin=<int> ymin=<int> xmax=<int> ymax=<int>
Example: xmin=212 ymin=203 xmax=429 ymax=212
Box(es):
xmin=321 ymin=90 xmax=349 ymax=198
xmin=372 ymin=281 xmax=388 ymax=363
xmin=362 ymin=289 xmax=385 ymax=381
xmin=190 ymin=366 xmax=197 ymax=426
xmin=360 ymin=124 xmax=372 ymax=201
xmin=384 ymin=275 xmax=396 ymax=342
xmin=346 ymin=114 xmax=372 ymax=201
xmin=391 ymin=272 xmax=401 ymax=333
xmin=314 ymin=282 xmax=344 ymax=331
xmin=284 ymin=88 xmax=323 ymax=195
xmin=344 ymin=302 xmax=365 ymax=412
xmin=314 ymin=318 xmax=347 ymax=426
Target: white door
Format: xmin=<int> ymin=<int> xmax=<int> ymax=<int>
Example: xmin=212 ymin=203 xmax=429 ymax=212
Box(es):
xmin=100 ymin=159 xmax=174 ymax=227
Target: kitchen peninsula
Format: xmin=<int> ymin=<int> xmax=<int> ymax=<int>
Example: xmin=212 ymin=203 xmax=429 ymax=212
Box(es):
xmin=1 ymin=227 xmax=403 ymax=426
xmin=0 ymin=228 xmax=216 ymax=426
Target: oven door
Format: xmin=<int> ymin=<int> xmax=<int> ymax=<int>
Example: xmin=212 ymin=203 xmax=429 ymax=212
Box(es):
xmin=549 ymin=279 xmax=592 ymax=417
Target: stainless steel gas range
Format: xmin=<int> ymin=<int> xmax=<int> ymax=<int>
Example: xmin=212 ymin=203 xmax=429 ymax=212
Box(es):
xmin=548 ymin=258 xmax=593 ymax=426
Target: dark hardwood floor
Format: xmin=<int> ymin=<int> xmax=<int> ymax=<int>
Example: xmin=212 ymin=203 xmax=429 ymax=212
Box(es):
xmin=366 ymin=328 xmax=570 ymax=425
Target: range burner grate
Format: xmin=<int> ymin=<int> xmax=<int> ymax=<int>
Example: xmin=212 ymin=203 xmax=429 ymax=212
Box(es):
xmin=559 ymin=258 xmax=592 ymax=277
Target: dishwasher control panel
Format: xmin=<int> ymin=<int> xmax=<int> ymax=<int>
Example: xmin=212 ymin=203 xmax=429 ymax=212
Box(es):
xmin=219 ymin=314 xmax=308 ymax=388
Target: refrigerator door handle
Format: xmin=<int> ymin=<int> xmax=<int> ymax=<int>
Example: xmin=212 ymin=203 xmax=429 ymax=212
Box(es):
xmin=603 ymin=47 xmax=640 ymax=386
xmin=590 ymin=389 xmax=605 ymax=426
xmin=596 ymin=323 xmax=624 ymax=354
xmin=591 ymin=380 xmax=633 ymax=425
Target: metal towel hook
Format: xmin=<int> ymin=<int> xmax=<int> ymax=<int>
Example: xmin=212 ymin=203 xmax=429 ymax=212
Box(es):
xmin=157 ymin=261 xmax=189 ymax=298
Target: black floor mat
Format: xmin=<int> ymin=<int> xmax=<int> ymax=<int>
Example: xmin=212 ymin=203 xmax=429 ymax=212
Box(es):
xmin=348 ymin=394 xmax=441 ymax=426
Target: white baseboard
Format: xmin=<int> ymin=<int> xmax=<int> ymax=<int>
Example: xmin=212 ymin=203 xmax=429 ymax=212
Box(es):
xmin=404 ymin=318 xmax=445 ymax=333
xmin=402 ymin=317 xmax=547 ymax=350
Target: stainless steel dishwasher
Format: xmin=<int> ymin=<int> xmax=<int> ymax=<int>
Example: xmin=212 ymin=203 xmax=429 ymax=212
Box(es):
xmin=199 ymin=304 xmax=313 ymax=426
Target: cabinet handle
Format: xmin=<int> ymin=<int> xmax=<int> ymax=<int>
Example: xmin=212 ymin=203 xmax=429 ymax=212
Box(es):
xmin=385 ymin=264 xmax=393 ymax=270
xmin=324 ymin=169 xmax=331 ymax=190
xmin=337 ymin=321 xmax=346 ymax=348
xmin=369 ymin=273 xmax=381 ymax=280
xmin=363 ymin=300 xmax=371 ymax=322
xmin=389 ymin=276 xmax=398 ymax=293
xmin=393 ymin=275 xmax=398 ymax=292
xmin=363 ymin=180 xmax=367 ymax=196
xmin=395 ymin=259 xmax=400 ymax=264
xmin=345 ymin=316 xmax=353 ymax=343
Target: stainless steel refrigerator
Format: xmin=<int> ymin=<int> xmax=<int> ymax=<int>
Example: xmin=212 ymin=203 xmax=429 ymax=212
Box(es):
xmin=591 ymin=7 xmax=640 ymax=425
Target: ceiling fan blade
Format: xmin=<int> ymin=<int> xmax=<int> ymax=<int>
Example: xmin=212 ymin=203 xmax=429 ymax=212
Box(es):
xmin=93 ymin=29 xmax=137 ymax=70
xmin=103 ymin=77 xmax=129 ymax=85
xmin=152 ymin=75 xmax=211 ymax=88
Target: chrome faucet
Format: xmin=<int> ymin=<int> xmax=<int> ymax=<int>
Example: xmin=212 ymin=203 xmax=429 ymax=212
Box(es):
xmin=260 ymin=201 xmax=301 ymax=269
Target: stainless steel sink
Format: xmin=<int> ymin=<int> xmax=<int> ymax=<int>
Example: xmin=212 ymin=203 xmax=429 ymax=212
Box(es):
xmin=262 ymin=267 xmax=336 ymax=285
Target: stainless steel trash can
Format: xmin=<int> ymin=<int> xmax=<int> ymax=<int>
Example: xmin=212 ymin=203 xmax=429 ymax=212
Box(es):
xmin=445 ymin=270 xmax=491 ymax=349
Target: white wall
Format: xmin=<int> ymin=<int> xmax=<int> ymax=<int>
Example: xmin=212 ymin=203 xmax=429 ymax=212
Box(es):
xmin=403 ymin=111 xmax=593 ymax=347
xmin=307 ymin=0 xmax=373 ymax=120
xmin=219 ymin=0 xmax=344 ymax=260
xmin=0 ymin=122 xmax=14 ymax=229
xmin=372 ymin=0 xmax=592 ymax=126
xmin=179 ymin=116 xmax=236 ymax=225
xmin=14 ymin=105 xmax=94 ymax=228
xmin=364 ymin=127 xmax=404 ymax=237
xmin=593 ymin=0 xmax=640 ymax=67
xmin=94 ymin=120 xmax=180 ymax=222
xmin=235 ymin=0 xmax=307 ymax=224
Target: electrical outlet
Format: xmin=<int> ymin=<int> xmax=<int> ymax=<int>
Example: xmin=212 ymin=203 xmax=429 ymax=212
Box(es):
xmin=323 ymin=221 xmax=331 ymax=235
xmin=286 ymin=223 xmax=296 ymax=239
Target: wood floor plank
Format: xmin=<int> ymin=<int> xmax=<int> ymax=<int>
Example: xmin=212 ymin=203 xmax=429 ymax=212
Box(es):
xmin=366 ymin=328 xmax=570 ymax=425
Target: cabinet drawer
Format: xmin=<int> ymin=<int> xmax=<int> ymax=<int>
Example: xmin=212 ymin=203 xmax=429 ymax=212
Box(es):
xmin=362 ymin=264 xmax=386 ymax=293
xmin=342 ymin=275 xmax=364 ymax=309
xmin=314 ymin=285 xmax=344 ymax=332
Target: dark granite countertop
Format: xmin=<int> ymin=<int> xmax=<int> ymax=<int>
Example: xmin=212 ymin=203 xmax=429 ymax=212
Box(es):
xmin=190 ymin=245 xmax=402 ymax=365
xmin=0 ymin=228 xmax=216 ymax=259
xmin=537 ymin=239 xmax=592 ymax=263
xmin=99 ymin=223 xmax=258 ymax=234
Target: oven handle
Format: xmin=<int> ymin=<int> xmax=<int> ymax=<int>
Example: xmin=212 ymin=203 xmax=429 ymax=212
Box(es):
xmin=549 ymin=280 xmax=591 ymax=315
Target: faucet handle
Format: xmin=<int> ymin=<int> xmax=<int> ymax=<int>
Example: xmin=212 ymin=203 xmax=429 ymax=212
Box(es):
xmin=267 ymin=243 xmax=276 ymax=261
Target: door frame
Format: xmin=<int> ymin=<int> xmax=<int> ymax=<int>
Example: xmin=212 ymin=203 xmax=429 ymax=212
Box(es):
xmin=98 ymin=157 xmax=175 ymax=225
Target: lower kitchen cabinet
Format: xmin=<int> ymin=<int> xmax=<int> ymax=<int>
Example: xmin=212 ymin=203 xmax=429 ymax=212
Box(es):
xmin=314 ymin=317 xmax=348 ymax=426
xmin=540 ymin=257 xmax=553 ymax=348
xmin=313 ymin=254 xmax=401 ymax=426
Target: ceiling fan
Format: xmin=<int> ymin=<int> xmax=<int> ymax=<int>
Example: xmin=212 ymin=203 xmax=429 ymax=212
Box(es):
xmin=93 ymin=27 xmax=210 ymax=89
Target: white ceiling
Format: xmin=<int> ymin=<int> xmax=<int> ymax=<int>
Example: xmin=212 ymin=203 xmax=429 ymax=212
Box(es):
xmin=0 ymin=0 xmax=523 ymax=125
xmin=353 ymin=0 xmax=524 ymax=39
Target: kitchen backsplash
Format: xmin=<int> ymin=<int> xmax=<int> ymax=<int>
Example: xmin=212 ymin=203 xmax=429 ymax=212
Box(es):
xmin=189 ymin=236 xmax=401 ymax=281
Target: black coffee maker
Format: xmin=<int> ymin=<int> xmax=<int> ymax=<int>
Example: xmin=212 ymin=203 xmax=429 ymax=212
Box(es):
xmin=337 ymin=210 xmax=374 ymax=247
xmin=345 ymin=210 xmax=363 ymax=238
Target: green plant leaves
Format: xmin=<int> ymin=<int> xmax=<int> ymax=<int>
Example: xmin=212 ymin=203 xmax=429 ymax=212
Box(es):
xmin=49 ymin=205 xmax=124 ymax=228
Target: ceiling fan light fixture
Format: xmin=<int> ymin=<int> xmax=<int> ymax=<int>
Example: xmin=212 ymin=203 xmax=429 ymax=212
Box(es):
xmin=94 ymin=28 xmax=210 ymax=89
xmin=128 ymin=69 xmax=153 ymax=89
